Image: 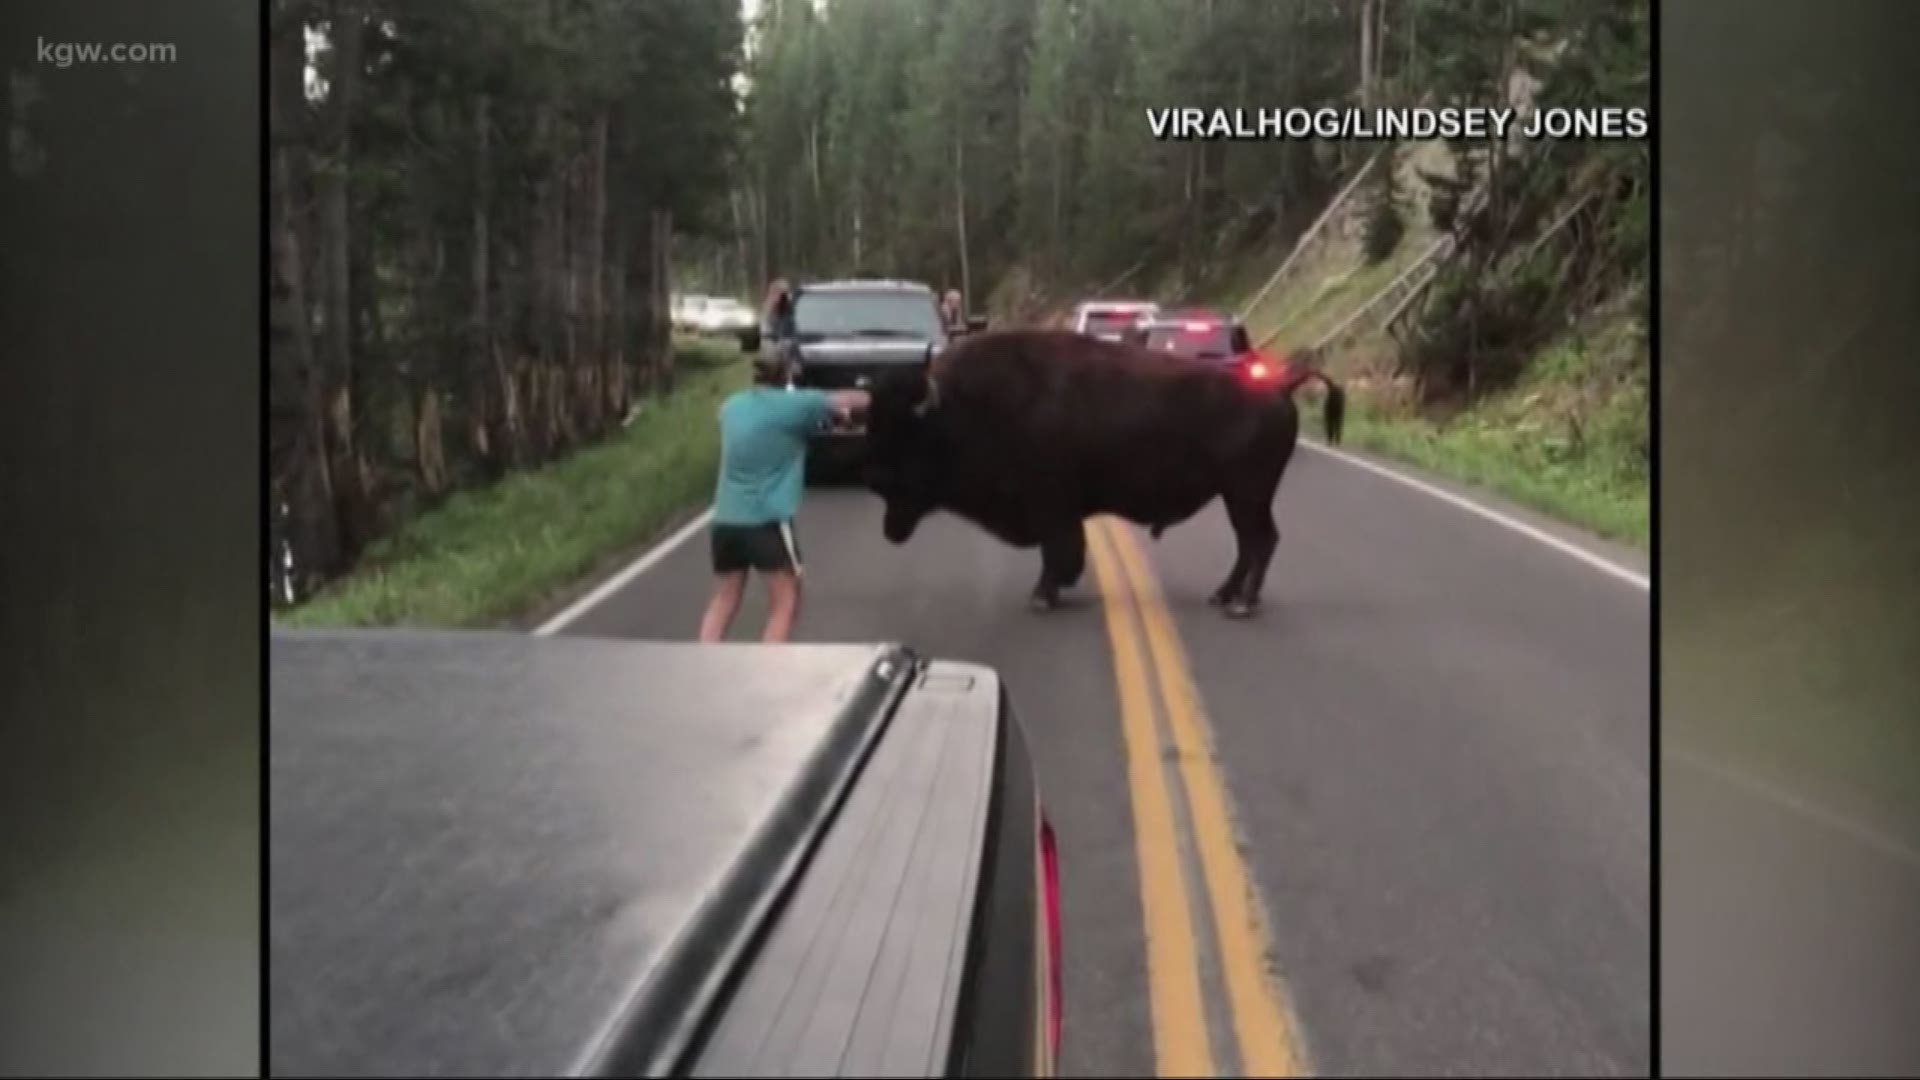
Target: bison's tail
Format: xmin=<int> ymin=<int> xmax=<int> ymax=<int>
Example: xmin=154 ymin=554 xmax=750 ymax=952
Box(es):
xmin=1318 ymin=374 xmax=1346 ymax=445
xmin=1278 ymin=365 xmax=1346 ymax=444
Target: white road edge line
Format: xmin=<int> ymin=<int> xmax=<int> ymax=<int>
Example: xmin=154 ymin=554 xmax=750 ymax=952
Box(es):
xmin=532 ymin=508 xmax=714 ymax=636
xmin=1299 ymin=438 xmax=1651 ymax=592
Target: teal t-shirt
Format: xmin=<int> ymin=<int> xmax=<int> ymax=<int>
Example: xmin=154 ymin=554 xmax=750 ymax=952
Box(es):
xmin=712 ymin=386 xmax=833 ymax=525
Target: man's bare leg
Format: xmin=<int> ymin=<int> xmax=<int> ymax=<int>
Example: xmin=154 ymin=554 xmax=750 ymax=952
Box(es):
xmin=762 ymin=570 xmax=802 ymax=642
xmin=699 ymin=571 xmax=748 ymax=642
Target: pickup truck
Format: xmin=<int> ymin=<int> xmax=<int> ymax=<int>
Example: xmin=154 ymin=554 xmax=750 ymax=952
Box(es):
xmin=742 ymin=278 xmax=986 ymax=481
xmin=269 ymin=631 xmax=1060 ymax=1078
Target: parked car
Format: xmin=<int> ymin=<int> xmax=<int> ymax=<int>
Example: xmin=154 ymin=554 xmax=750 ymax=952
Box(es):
xmin=1069 ymin=299 xmax=1160 ymax=342
xmin=270 ymin=630 xmax=1062 ymax=1078
xmin=674 ymin=295 xmax=758 ymax=340
xmin=671 ymin=293 xmax=712 ymax=333
xmin=1138 ymin=308 xmax=1293 ymax=390
xmin=696 ymin=296 xmax=758 ymax=337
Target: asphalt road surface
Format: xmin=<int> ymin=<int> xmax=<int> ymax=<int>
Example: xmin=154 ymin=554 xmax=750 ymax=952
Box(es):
xmin=543 ymin=440 xmax=1653 ymax=1077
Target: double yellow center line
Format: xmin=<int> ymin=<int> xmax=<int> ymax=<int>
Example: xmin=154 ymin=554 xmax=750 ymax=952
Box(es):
xmin=1085 ymin=516 xmax=1310 ymax=1078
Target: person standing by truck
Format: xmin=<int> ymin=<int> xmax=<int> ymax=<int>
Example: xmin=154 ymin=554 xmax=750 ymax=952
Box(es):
xmin=759 ymin=277 xmax=797 ymax=350
xmin=698 ymin=281 xmax=869 ymax=643
xmin=938 ymin=287 xmax=965 ymax=335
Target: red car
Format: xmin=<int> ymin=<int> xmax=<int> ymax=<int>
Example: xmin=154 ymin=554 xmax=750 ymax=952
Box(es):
xmin=1137 ymin=309 xmax=1297 ymax=390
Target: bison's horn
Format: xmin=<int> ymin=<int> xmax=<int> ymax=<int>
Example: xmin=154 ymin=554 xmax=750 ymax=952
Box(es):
xmin=914 ymin=376 xmax=941 ymax=417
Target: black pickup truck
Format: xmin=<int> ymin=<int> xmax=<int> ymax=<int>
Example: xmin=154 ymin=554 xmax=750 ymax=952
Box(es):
xmin=744 ymin=278 xmax=985 ymax=480
xmin=269 ymin=631 xmax=1059 ymax=1078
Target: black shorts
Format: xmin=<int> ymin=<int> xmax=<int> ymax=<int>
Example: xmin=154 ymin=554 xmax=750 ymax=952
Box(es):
xmin=710 ymin=519 xmax=803 ymax=575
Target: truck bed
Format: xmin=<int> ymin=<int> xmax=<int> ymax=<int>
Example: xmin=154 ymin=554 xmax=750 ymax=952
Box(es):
xmin=687 ymin=664 xmax=1001 ymax=1076
xmin=268 ymin=631 xmax=1019 ymax=1078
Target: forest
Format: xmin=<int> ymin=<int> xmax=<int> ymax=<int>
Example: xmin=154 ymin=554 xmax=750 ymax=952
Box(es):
xmin=268 ymin=0 xmax=741 ymax=598
xmin=728 ymin=0 xmax=1646 ymax=338
xmin=268 ymin=0 xmax=1649 ymax=603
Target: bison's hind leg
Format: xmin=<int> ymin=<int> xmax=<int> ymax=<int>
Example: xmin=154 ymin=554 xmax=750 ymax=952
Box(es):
xmin=1219 ymin=486 xmax=1281 ymax=618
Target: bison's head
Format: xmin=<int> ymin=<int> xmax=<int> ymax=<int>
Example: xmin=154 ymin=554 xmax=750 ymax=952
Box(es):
xmin=863 ymin=369 xmax=944 ymax=544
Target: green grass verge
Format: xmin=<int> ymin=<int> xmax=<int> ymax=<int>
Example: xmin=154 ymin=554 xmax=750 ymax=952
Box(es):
xmin=277 ymin=343 xmax=748 ymax=630
xmin=1339 ymin=409 xmax=1649 ymax=549
xmin=1322 ymin=323 xmax=1650 ymax=550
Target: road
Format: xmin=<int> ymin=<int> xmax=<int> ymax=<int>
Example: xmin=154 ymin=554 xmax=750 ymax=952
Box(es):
xmin=543 ymin=441 xmax=1653 ymax=1077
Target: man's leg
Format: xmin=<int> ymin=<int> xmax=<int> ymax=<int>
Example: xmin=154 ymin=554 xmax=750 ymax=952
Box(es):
xmin=701 ymin=524 xmax=753 ymax=642
xmin=759 ymin=519 xmax=805 ymax=642
xmin=699 ymin=570 xmax=749 ymax=642
xmin=761 ymin=570 xmax=801 ymax=642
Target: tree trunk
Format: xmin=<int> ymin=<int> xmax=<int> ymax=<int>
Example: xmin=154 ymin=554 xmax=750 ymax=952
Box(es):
xmin=1405 ymin=1 xmax=1418 ymax=101
xmin=1374 ymin=0 xmax=1390 ymax=101
xmin=1049 ymin=132 xmax=1063 ymax=278
xmin=953 ymin=129 xmax=971 ymax=306
xmin=563 ymin=147 xmax=580 ymax=431
xmin=757 ymin=180 xmax=770 ymax=284
xmin=608 ymin=207 xmax=630 ymax=422
xmin=587 ymin=110 xmax=608 ymax=367
xmin=852 ymin=196 xmax=863 ymax=270
xmin=729 ymin=186 xmax=753 ymax=297
xmin=1490 ymin=0 xmax=1518 ymax=226
xmin=557 ymin=136 xmax=582 ymax=449
xmin=414 ymin=387 xmax=447 ymax=496
xmin=530 ymin=103 xmax=560 ymax=458
xmin=269 ymin=0 xmax=339 ymax=590
xmin=320 ymin=0 xmax=371 ymax=561
xmin=809 ymin=116 xmax=824 ymax=211
xmin=578 ymin=110 xmax=608 ymax=436
xmin=469 ymin=92 xmax=499 ymax=471
xmin=650 ymin=209 xmax=675 ymax=398
xmin=1359 ymin=0 xmax=1376 ymax=109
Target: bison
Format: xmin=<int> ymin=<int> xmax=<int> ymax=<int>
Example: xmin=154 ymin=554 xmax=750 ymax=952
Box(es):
xmin=860 ymin=328 xmax=1345 ymax=617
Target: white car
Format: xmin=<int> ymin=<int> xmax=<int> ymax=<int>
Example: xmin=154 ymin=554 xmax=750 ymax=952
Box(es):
xmin=671 ymin=294 xmax=712 ymax=333
xmin=1071 ymin=299 xmax=1161 ymax=342
xmin=672 ymin=295 xmax=757 ymax=337
xmin=698 ymin=297 xmax=758 ymax=336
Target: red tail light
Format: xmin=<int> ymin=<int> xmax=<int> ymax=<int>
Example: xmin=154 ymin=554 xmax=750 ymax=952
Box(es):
xmin=1248 ymin=361 xmax=1271 ymax=380
xmin=1039 ymin=812 xmax=1063 ymax=1063
xmin=1183 ymin=320 xmax=1216 ymax=334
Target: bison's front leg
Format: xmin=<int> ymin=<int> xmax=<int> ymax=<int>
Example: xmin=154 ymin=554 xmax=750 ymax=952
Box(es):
xmin=1031 ymin=527 xmax=1087 ymax=611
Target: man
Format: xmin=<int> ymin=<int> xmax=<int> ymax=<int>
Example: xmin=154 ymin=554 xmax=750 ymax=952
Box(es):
xmin=698 ymin=294 xmax=868 ymax=643
xmin=938 ymin=288 xmax=965 ymax=335
xmin=760 ymin=277 xmax=796 ymax=346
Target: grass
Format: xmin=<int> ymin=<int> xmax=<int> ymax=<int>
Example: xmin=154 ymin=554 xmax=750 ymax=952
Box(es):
xmin=1333 ymin=325 xmax=1650 ymax=549
xmin=1340 ymin=414 xmax=1648 ymax=548
xmin=276 ymin=340 xmax=748 ymax=630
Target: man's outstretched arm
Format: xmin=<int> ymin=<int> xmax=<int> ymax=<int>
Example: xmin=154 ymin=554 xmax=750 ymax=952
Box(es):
xmin=824 ymin=389 xmax=869 ymax=418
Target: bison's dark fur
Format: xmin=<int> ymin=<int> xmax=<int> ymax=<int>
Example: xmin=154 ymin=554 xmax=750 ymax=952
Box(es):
xmin=861 ymin=329 xmax=1345 ymax=616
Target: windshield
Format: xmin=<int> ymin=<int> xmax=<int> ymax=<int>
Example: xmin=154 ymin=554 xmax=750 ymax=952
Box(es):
xmin=1144 ymin=324 xmax=1235 ymax=361
xmin=793 ymin=291 xmax=945 ymax=341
